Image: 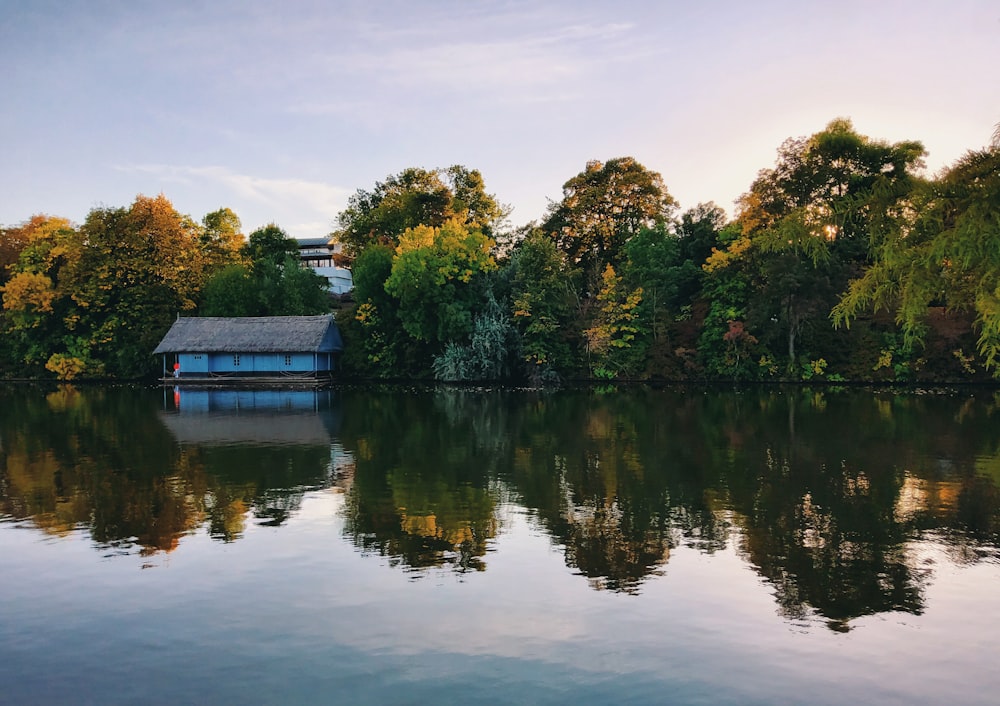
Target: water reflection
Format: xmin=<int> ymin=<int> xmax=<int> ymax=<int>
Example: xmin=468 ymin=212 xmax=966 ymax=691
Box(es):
xmin=2 ymin=384 xmax=999 ymax=632
xmin=338 ymin=390 xmax=502 ymax=573
xmin=0 ymin=385 xmax=347 ymax=552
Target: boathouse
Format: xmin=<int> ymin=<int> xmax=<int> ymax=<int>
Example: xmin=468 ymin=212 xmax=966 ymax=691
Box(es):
xmin=153 ymin=315 xmax=343 ymax=381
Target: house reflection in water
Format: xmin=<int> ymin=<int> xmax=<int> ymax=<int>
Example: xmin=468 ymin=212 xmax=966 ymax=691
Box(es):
xmin=162 ymin=387 xmax=343 ymax=447
xmin=157 ymin=386 xmax=355 ymax=542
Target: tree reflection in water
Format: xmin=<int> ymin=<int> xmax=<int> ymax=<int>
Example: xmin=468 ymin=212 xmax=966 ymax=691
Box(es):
xmin=339 ymin=389 xmax=503 ymax=573
xmin=0 ymin=385 xmax=342 ymax=553
xmin=1 ymin=384 xmax=999 ymax=631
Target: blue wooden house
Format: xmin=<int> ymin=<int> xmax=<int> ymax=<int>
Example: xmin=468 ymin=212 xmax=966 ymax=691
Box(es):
xmin=153 ymin=315 xmax=343 ymax=382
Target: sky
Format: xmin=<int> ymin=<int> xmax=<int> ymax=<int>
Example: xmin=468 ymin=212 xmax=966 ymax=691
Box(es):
xmin=2 ymin=0 xmax=998 ymax=239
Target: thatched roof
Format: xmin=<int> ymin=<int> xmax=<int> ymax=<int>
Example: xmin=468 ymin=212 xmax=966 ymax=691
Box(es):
xmin=153 ymin=315 xmax=343 ymax=354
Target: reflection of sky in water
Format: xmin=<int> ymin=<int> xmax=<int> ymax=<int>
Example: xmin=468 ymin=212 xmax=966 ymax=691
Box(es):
xmin=4 ymin=385 xmax=1000 ymax=703
xmin=3 ymin=489 xmax=999 ymax=705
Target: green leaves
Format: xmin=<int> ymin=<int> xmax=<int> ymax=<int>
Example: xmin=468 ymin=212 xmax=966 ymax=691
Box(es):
xmin=542 ymin=157 xmax=676 ymax=294
xmin=835 ymin=148 xmax=1000 ymax=372
xmin=335 ymin=166 xmax=508 ymax=257
xmin=385 ymin=219 xmax=496 ymax=346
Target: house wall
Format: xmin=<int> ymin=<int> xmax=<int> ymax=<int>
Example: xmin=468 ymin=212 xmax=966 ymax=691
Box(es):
xmin=177 ymin=353 xmax=209 ymax=374
xmin=186 ymin=352 xmax=332 ymax=374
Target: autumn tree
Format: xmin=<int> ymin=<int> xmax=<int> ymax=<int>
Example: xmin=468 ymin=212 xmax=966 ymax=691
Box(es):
xmin=541 ymin=157 xmax=677 ymax=295
xmin=0 ymin=217 xmax=43 ymax=286
xmin=334 ymin=166 xmax=509 ymax=257
xmin=0 ymin=216 xmax=79 ymax=373
xmin=62 ymin=195 xmax=212 ymax=376
xmin=585 ymin=264 xmax=645 ymax=379
xmin=2 ymin=195 xmax=217 ymax=378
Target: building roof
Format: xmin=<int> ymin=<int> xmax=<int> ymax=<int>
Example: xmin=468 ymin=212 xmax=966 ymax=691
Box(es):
xmin=297 ymin=237 xmax=332 ymax=248
xmin=153 ymin=315 xmax=343 ymax=354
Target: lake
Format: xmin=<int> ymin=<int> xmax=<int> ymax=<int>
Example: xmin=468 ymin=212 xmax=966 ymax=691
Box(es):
xmin=2 ymin=383 xmax=999 ymax=705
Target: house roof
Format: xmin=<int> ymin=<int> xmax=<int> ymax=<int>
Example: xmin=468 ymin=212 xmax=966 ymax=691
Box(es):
xmin=153 ymin=315 xmax=343 ymax=354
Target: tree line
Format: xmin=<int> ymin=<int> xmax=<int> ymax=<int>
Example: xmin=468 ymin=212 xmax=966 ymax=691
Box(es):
xmin=2 ymin=118 xmax=999 ymax=382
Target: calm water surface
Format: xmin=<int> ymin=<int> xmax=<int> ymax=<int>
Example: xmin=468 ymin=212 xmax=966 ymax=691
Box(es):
xmin=2 ymin=384 xmax=999 ymax=704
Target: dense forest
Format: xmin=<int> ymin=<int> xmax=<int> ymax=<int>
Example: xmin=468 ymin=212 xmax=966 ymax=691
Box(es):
xmin=2 ymin=119 xmax=999 ymax=383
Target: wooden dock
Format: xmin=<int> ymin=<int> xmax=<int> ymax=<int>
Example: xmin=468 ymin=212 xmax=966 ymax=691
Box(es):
xmin=161 ymin=374 xmax=334 ymax=388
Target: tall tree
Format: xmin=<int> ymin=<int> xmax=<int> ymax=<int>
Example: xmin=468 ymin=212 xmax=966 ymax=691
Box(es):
xmin=834 ymin=147 xmax=1000 ymax=369
xmin=508 ymin=229 xmax=579 ymax=381
xmin=200 ymin=207 xmax=244 ymax=266
xmin=3 ymin=195 xmax=213 ymax=378
xmin=334 ymin=166 xmax=508 ymax=257
xmin=1 ymin=216 xmax=79 ymax=373
xmin=241 ymin=222 xmax=298 ymax=265
xmin=541 ymin=157 xmax=677 ymax=295
xmin=717 ymin=119 xmax=925 ymax=372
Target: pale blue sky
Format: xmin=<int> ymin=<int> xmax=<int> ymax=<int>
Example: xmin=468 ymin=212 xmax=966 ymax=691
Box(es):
xmin=2 ymin=0 xmax=997 ymax=238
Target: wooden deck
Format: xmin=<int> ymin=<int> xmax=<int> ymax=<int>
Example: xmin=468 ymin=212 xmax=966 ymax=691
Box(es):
xmin=161 ymin=374 xmax=334 ymax=388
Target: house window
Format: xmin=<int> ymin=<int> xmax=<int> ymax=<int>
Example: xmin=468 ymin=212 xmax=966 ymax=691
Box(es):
xmin=194 ymin=355 xmax=202 ymax=361
xmin=233 ymin=354 xmax=241 ymax=367
xmin=284 ymin=355 xmax=292 ymax=366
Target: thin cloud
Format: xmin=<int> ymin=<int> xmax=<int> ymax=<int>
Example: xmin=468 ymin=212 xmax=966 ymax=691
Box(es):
xmin=115 ymin=164 xmax=352 ymax=236
xmin=354 ymin=24 xmax=633 ymax=87
xmin=119 ymin=165 xmax=347 ymax=209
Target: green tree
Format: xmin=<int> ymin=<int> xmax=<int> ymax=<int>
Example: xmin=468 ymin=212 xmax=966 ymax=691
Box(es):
xmin=384 ymin=218 xmax=496 ymax=351
xmin=201 ymin=223 xmax=330 ymax=317
xmin=334 ymin=166 xmax=508 ymax=257
xmin=542 ymin=157 xmax=677 ymax=295
xmin=720 ymin=119 xmax=925 ymax=373
xmin=198 ymin=264 xmax=257 ymax=317
xmin=346 ymin=244 xmax=404 ymax=375
xmin=621 ymin=224 xmax=684 ymax=349
xmin=834 ymin=147 xmax=1000 ymax=369
xmin=508 ymin=229 xmax=579 ymax=382
xmin=432 ymin=290 xmax=517 ymax=382
xmin=200 ymin=207 xmax=244 ymax=266
xmin=675 ymin=202 xmax=728 ymax=300
xmin=242 ymin=223 xmax=298 ymax=264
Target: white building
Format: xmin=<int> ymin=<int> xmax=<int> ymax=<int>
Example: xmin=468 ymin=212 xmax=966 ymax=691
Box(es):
xmin=297 ymin=237 xmax=353 ymax=295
